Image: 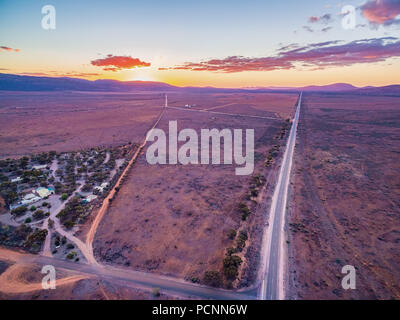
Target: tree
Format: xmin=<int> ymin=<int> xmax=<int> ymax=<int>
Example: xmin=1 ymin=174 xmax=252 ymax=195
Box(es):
xmin=152 ymin=288 xmax=161 ymax=297
xmin=33 ymin=210 xmax=45 ymax=220
xmin=236 ymin=230 xmax=248 ymax=251
xmin=11 ymin=206 xmax=27 ymax=216
xmin=223 ymin=255 xmax=242 ymax=280
xmin=227 ymin=229 xmax=236 ymax=240
xmin=203 ymin=271 xmax=223 ymax=287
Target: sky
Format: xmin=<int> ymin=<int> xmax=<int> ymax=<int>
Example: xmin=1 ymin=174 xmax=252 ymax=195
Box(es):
xmin=0 ymin=0 xmax=400 ymax=87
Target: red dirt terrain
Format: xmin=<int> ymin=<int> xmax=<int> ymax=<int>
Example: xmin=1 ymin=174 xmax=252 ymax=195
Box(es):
xmin=91 ymin=93 xmax=298 ymax=287
xmin=0 ymin=91 xmax=164 ymax=158
xmin=0 ymin=261 xmax=173 ymax=300
xmin=0 ymin=91 xmax=296 ymax=158
xmin=287 ymin=93 xmax=400 ymax=299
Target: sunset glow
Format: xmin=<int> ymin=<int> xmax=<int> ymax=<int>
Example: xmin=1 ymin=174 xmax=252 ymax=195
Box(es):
xmin=0 ymin=0 xmax=399 ymax=87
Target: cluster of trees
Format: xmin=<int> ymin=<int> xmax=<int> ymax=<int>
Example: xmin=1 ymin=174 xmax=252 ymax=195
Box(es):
xmin=33 ymin=209 xmax=49 ymax=220
xmin=56 ymin=196 xmax=88 ymax=228
xmin=25 ymin=228 xmax=48 ymax=252
xmin=223 ymin=254 xmax=242 ymax=281
xmin=265 ymin=121 xmax=290 ymax=168
xmin=203 ymin=228 xmax=249 ymax=289
xmin=11 ymin=206 xmax=27 ymax=216
xmin=248 ymin=174 xmax=265 ymax=198
xmin=225 ymin=230 xmax=248 ymax=256
xmin=54 ymin=234 xmax=67 ymax=247
xmin=265 ymin=144 xmax=280 ymax=168
xmin=1 ymin=157 xmax=51 ymax=206
xmin=238 ymin=202 xmax=251 ymax=221
xmin=203 ymin=271 xmax=223 ymax=287
xmin=31 ymin=151 xmax=56 ymax=165
xmin=1 ymin=181 xmax=18 ymax=206
xmin=0 ymin=223 xmax=47 ymax=254
xmin=277 ymin=119 xmax=290 ymax=140
xmin=236 ymin=230 xmax=248 ymax=252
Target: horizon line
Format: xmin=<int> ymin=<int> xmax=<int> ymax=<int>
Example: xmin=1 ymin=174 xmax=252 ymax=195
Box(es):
xmin=1 ymin=72 xmax=399 ymax=90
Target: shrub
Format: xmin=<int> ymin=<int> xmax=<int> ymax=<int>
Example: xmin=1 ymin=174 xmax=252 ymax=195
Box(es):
xmin=203 ymin=271 xmax=223 ymax=287
xmin=33 ymin=210 xmax=45 ymax=220
xmin=64 ymin=220 xmax=75 ymax=229
xmin=61 ymin=193 xmax=68 ymax=201
xmin=24 ymin=217 xmax=32 ymax=223
xmin=226 ymin=247 xmax=237 ymax=256
xmin=11 ymin=206 xmax=27 ymax=216
xmin=190 ymin=277 xmax=200 ymax=283
xmin=30 ymin=206 xmax=36 ymax=212
xmin=227 ymin=229 xmax=236 ymax=240
xmin=223 ymin=255 xmax=242 ymax=280
xmin=238 ymin=203 xmax=251 ymax=221
xmin=66 ymin=251 xmax=77 ymax=260
xmin=24 ymin=229 xmax=48 ymax=250
xmin=236 ymin=230 xmax=248 ymax=251
xmin=250 ymin=188 xmax=258 ymax=197
xmin=152 ymin=288 xmax=161 ymax=297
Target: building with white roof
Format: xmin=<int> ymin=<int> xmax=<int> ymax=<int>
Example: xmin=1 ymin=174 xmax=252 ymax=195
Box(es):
xmin=86 ymin=194 xmax=98 ymax=203
xmin=33 ymin=164 xmax=47 ymax=170
xmin=36 ymin=187 xmax=55 ymax=198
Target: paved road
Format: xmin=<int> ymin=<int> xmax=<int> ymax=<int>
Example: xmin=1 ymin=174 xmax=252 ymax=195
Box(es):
xmin=259 ymin=92 xmax=302 ymax=300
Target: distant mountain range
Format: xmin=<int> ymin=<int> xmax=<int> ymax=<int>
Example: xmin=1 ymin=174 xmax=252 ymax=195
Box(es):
xmin=0 ymin=73 xmax=399 ymax=95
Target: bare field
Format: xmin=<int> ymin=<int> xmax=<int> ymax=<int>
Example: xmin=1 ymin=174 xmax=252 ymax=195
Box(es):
xmin=167 ymin=92 xmax=297 ymax=119
xmin=92 ymin=94 xmax=297 ymax=286
xmin=0 ymin=91 xmax=164 ymax=158
xmin=287 ymin=93 xmax=400 ymax=299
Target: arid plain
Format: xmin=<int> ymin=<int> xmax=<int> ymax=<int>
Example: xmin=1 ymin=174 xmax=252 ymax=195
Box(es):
xmin=287 ymin=93 xmax=400 ymax=299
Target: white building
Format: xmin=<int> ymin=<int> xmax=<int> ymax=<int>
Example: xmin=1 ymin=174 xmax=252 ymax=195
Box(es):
xmin=100 ymin=182 xmax=109 ymax=188
xmin=23 ymin=193 xmax=36 ymax=201
xmin=21 ymin=197 xmax=41 ymax=206
xmin=33 ymin=164 xmax=47 ymax=170
xmin=36 ymin=187 xmax=55 ymax=198
xmin=95 ymin=182 xmax=109 ymax=193
xmin=86 ymin=194 xmax=98 ymax=203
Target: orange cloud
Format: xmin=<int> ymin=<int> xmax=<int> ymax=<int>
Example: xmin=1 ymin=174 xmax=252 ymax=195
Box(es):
xmin=91 ymin=54 xmax=151 ymax=72
xmin=0 ymin=46 xmax=20 ymax=52
xmin=361 ymin=0 xmax=400 ymax=25
xmin=161 ymin=38 xmax=400 ymax=73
